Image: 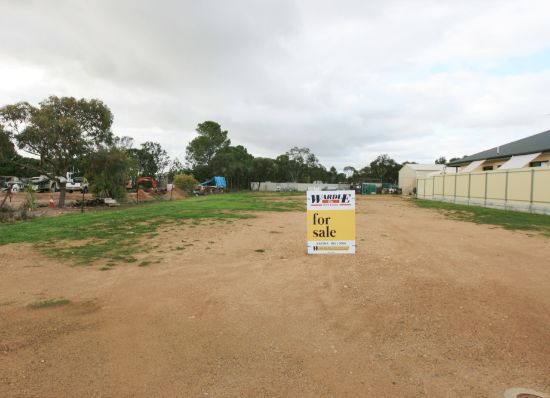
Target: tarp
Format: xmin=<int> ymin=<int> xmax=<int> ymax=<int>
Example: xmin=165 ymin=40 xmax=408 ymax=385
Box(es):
xmin=200 ymin=176 xmax=227 ymax=188
xmin=498 ymin=153 xmax=541 ymax=170
xmin=460 ymin=160 xmax=485 ymax=173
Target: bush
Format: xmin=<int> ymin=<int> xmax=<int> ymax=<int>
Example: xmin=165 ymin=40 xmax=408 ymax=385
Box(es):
xmin=172 ymin=174 xmax=198 ymax=192
xmin=85 ymin=148 xmax=133 ymax=201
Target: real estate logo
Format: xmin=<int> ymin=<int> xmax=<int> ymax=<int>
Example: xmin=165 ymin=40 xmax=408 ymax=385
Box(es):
xmin=307 ymin=190 xmax=356 ymax=254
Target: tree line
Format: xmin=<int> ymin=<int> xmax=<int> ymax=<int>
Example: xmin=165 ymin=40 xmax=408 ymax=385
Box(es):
xmin=1 ymin=95 xmax=448 ymax=206
xmin=183 ymin=121 xmax=407 ymax=189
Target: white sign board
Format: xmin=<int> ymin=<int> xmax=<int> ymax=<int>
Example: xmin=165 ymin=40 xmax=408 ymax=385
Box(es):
xmin=307 ymin=190 xmax=356 ymax=254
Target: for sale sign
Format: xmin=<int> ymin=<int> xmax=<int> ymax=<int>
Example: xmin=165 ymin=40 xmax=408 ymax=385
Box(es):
xmin=307 ymin=190 xmax=355 ymax=254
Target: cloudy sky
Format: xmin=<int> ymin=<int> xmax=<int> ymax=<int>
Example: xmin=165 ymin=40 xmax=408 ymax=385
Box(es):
xmin=1 ymin=0 xmax=550 ymax=170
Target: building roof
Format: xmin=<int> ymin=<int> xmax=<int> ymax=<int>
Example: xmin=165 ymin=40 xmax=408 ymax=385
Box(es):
xmin=401 ymin=164 xmax=447 ymax=171
xmin=448 ymin=129 xmax=550 ymax=166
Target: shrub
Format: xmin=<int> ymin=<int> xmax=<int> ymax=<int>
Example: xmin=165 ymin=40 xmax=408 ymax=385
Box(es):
xmin=85 ymin=148 xmax=133 ymax=201
xmin=172 ymin=174 xmax=198 ymax=192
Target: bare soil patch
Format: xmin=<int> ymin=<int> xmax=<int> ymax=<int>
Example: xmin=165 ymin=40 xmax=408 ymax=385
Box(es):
xmin=1 ymin=196 xmax=549 ymax=397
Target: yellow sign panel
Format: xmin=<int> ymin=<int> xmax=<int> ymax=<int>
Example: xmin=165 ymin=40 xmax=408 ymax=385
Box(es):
xmin=306 ymin=190 xmax=356 ymax=254
xmin=307 ymin=210 xmax=355 ymax=241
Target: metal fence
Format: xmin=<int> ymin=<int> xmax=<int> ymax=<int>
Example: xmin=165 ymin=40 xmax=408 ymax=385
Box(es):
xmin=250 ymin=182 xmax=351 ymax=192
xmin=416 ymin=167 xmax=550 ymax=214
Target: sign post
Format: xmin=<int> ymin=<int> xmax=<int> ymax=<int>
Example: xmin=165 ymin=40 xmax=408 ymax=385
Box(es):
xmin=307 ymin=190 xmax=355 ymax=254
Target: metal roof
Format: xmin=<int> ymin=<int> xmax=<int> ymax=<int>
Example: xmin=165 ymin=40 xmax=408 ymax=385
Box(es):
xmin=448 ymin=129 xmax=550 ymax=166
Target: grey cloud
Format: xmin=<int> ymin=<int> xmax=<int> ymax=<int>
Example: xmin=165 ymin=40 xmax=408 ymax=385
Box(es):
xmin=1 ymin=0 xmax=550 ymax=171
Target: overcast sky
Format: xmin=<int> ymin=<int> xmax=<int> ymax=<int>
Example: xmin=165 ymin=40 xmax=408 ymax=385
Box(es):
xmin=1 ymin=0 xmax=550 ymax=170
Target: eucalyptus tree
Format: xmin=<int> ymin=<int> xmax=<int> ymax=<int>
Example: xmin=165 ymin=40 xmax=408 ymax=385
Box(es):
xmin=0 ymin=96 xmax=113 ymax=207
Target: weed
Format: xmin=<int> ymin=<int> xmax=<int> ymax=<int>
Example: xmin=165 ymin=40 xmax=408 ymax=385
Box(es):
xmin=255 ymin=249 xmax=265 ymax=253
xmin=138 ymin=261 xmax=151 ymax=267
xmin=28 ymin=298 xmax=71 ymax=309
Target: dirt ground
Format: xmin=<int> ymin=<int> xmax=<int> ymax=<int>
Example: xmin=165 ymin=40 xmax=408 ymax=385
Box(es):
xmin=1 ymin=196 xmax=549 ymax=397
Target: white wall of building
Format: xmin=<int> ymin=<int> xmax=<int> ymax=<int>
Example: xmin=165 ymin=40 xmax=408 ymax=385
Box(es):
xmin=398 ymin=164 xmax=446 ymax=195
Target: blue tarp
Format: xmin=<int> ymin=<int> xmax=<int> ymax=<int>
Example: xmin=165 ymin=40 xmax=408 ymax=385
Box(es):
xmin=200 ymin=176 xmax=226 ymax=188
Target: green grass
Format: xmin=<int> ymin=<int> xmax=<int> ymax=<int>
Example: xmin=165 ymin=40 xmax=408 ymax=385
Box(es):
xmin=415 ymin=199 xmax=550 ymax=236
xmin=0 ymin=192 xmax=303 ymax=265
xmin=28 ymin=298 xmax=71 ymax=309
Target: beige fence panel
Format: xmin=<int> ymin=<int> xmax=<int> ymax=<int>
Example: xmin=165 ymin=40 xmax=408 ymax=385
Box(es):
xmin=433 ymin=176 xmax=444 ymax=196
xmin=487 ymin=172 xmax=506 ymax=200
xmin=506 ymin=170 xmax=531 ymax=202
xmin=443 ymin=175 xmax=456 ymax=197
xmin=456 ymin=174 xmax=469 ymax=198
xmin=469 ymin=173 xmax=486 ymax=199
xmin=416 ymin=167 xmax=550 ymax=215
xmin=425 ymin=178 xmax=433 ymax=196
xmin=533 ymin=169 xmax=550 ymax=204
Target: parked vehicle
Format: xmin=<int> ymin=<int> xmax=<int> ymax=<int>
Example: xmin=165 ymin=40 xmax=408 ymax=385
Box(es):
xmin=0 ymin=176 xmax=24 ymax=192
xmin=52 ymin=172 xmax=89 ymax=193
xmin=66 ymin=175 xmax=89 ymax=193
xmin=383 ymin=184 xmax=401 ymax=195
xmin=137 ymin=176 xmax=157 ymax=192
xmin=193 ymin=176 xmax=226 ymax=195
xmin=30 ymin=175 xmax=53 ymax=192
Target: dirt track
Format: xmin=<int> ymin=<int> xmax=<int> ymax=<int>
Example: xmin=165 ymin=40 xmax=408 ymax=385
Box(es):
xmin=1 ymin=196 xmax=549 ymax=397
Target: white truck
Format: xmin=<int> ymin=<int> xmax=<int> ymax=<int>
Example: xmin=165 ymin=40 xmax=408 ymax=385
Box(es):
xmin=49 ymin=172 xmax=89 ymax=193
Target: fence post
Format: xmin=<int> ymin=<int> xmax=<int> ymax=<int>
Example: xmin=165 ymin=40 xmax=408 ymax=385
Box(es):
xmin=504 ymin=171 xmax=509 ymax=211
xmin=529 ymin=168 xmax=535 ymax=213
xmin=454 ymin=174 xmax=457 ymax=203
xmin=467 ymin=173 xmax=471 ymax=206
xmin=442 ymin=174 xmax=445 ymax=201
xmin=484 ymin=172 xmax=488 ymax=207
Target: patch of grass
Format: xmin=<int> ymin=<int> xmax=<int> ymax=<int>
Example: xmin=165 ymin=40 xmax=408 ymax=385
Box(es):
xmin=138 ymin=260 xmax=152 ymax=267
xmin=254 ymin=249 xmax=265 ymax=253
xmin=0 ymin=300 xmax=16 ymax=306
xmin=28 ymin=298 xmax=71 ymax=309
xmin=0 ymin=192 xmax=303 ymax=265
xmin=99 ymin=266 xmax=112 ymax=271
xmin=415 ymin=199 xmax=550 ymax=235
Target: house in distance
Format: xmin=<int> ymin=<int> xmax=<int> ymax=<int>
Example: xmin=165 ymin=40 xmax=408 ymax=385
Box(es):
xmin=448 ymin=129 xmax=550 ymax=172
